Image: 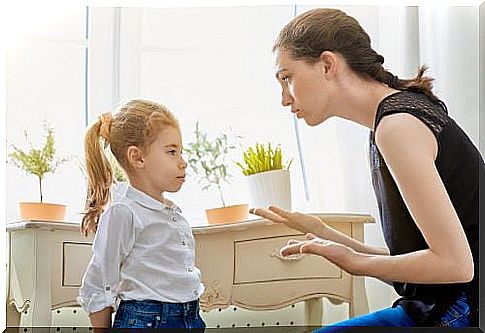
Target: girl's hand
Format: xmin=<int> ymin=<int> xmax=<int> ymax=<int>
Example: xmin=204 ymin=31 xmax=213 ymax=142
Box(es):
xmin=280 ymin=233 xmax=359 ymax=275
xmin=249 ymin=205 xmax=325 ymax=235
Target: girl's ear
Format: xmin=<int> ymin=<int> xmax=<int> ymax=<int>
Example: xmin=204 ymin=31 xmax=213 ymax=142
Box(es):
xmin=126 ymin=145 xmax=145 ymax=168
xmin=319 ymin=51 xmax=338 ymax=78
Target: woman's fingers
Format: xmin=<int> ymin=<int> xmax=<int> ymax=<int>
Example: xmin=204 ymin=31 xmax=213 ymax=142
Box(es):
xmin=250 ymin=206 xmax=287 ymax=224
xmin=268 ymin=205 xmax=294 ymax=219
xmin=280 ymin=242 xmax=304 ymax=256
xmin=280 ymin=237 xmax=331 ymax=256
xmin=287 ymin=239 xmax=300 ymax=245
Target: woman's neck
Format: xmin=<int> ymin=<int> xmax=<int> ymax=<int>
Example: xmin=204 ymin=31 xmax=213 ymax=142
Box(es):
xmin=334 ymin=72 xmax=399 ymax=129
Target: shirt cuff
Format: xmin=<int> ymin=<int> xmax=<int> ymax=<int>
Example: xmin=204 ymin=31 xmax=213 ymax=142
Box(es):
xmin=76 ymin=291 xmax=118 ymax=313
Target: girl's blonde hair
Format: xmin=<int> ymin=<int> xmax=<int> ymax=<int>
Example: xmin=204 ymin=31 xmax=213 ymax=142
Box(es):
xmin=81 ymin=99 xmax=179 ymax=236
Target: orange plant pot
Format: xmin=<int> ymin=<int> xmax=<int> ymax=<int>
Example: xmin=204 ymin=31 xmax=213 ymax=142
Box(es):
xmin=19 ymin=202 xmax=66 ymax=222
xmin=205 ymin=203 xmax=249 ymax=224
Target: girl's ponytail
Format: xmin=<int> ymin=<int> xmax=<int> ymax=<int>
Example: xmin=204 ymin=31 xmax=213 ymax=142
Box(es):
xmin=81 ymin=114 xmax=114 ymax=236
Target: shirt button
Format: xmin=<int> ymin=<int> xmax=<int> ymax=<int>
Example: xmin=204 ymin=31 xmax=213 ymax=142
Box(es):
xmin=193 ymin=290 xmax=198 ymax=295
xmin=182 ymin=240 xmax=186 ymax=245
xmin=156 ymin=316 xmax=161 ymax=321
xmin=171 ymin=216 xmax=177 ymax=222
xmin=187 ymin=267 xmax=194 ymax=272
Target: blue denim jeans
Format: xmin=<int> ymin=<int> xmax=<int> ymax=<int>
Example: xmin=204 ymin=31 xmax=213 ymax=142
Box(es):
xmin=112 ymin=299 xmax=206 ymax=330
xmin=313 ymin=292 xmax=470 ymax=332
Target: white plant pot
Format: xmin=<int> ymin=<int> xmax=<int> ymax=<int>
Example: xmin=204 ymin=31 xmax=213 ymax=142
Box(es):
xmin=247 ymin=169 xmax=291 ymax=211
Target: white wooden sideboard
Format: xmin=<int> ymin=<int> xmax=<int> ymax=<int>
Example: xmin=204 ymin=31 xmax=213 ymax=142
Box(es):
xmin=6 ymin=213 xmax=374 ymax=328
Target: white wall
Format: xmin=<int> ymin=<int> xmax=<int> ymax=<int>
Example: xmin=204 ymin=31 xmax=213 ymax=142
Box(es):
xmin=6 ymin=5 xmax=87 ymax=223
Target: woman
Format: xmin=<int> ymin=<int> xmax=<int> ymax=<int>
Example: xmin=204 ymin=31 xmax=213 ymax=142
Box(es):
xmin=250 ymin=8 xmax=481 ymax=328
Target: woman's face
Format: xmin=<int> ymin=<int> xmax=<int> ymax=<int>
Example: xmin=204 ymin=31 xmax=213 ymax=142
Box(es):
xmin=274 ymin=49 xmax=335 ymax=126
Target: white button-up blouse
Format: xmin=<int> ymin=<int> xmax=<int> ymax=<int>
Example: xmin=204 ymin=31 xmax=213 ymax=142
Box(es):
xmin=76 ymin=184 xmax=205 ymax=314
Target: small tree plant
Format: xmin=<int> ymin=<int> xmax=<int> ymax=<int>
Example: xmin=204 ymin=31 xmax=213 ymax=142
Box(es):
xmin=183 ymin=122 xmax=238 ymax=207
xmin=8 ymin=125 xmax=67 ymax=203
xmin=236 ymin=142 xmax=292 ymax=176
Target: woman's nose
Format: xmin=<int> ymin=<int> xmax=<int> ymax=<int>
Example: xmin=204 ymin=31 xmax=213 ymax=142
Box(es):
xmin=281 ymin=90 xmax=293 ymax=107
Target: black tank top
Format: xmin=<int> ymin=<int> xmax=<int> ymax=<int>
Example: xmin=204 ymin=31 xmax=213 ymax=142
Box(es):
xmin=369 ymin=91 xmax=481 ymax=326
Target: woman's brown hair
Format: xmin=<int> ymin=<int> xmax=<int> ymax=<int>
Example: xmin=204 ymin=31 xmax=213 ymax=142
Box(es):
xmin=81 ymin=99 xmax=179 ymax=236
xmin=273 ymin=8 xmax=438 ymax=102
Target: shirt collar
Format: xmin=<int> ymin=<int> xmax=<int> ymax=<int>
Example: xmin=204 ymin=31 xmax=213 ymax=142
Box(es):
xmin=124 ymin=184 xmax=182 ymax=214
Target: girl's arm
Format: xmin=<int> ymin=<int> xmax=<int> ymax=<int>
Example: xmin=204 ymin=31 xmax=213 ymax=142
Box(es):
xmin=89 ymin=307 xmax=113 ymax=330
xmin=77 ymin=204 xmax=136 ymax=322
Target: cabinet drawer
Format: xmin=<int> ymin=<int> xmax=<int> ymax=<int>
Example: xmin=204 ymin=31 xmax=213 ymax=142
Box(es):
xmin=62 ymin=242 xmax=93 ymax=287
xmin=234 ymin=235 xmax=341 ymax=284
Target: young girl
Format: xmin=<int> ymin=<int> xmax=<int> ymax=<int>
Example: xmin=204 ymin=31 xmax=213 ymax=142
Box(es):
xmin=251 ymin=8 xmax=482 ymax=329
xmin=77 ymin=99 xmax=206 ymax=330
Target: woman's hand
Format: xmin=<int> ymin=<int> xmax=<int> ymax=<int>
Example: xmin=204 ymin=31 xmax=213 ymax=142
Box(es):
xmin=281 ymin=233 xmax=359 ymax=275
xmin=249 ymin=205 xmax=325 ymax=235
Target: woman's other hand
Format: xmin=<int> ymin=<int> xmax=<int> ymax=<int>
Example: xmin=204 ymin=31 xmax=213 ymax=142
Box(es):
xmin=281 ymin=233 xmax=359 ymax=275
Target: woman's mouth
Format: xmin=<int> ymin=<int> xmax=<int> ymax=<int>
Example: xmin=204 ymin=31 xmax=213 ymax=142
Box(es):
xmin=292 ymin=109 xmax=303 ymax=118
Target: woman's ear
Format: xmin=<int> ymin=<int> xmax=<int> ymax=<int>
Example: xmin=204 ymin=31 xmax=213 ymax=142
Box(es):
xmin=126 ymin=145 xmax=145 ymax=168
xmin=319 ymin=51 xmax=338 ymax=78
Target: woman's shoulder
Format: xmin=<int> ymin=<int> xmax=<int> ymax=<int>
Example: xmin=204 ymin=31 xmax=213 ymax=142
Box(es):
xmin=375 ymin=90 xmax=450 ymax=138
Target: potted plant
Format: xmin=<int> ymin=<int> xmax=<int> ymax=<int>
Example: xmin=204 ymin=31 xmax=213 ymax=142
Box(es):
xmin=184 ymin=122 xmax=248 ymax=224
xmin=237 ymin=142 xmax=293 ymax=211
xmin=8 ymin=124 xmax=68 ymax=221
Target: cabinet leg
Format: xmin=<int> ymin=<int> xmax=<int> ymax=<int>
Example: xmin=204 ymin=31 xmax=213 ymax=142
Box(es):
xmin=350 ymin=276 xmax=369 ymax=317
xmin=6 ymin=301 xmax=21 ymax=327
xmin=304 ymin=297 xmax=323 ymax=326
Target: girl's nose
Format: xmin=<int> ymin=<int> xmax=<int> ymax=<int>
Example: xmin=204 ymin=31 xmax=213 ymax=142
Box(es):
xmin=180 ymin=157 xmax=188 ymax=169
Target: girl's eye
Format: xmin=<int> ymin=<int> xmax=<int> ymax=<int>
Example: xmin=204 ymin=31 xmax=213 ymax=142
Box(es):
xmin=169 ymin=150 xmax=177 ymax=155
xmin=282 ymin=76 xmax=290 ymax=83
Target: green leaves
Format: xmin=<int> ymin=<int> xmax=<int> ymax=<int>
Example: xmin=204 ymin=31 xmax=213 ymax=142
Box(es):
xmin=8 ymin=125 xmax=67 ymax=202
xmin=237 ymin=143 xmax=292 ymax=176
xmin=183 ymin=122 xmax=237 ymax=207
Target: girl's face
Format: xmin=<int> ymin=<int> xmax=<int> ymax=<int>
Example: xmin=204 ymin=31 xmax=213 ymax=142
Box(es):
xmin=274 ymin=49 xmax=336 ymax=126
xmin=142 ymin=126 xmax=187 ymax=193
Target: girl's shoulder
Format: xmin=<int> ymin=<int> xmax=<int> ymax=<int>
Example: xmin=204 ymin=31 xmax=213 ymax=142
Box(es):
xmin=99 ymin=201 xmax=135 ymax=229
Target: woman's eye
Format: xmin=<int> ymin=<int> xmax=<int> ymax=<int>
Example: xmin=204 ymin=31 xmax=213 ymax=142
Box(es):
xmin=169 ymin=150 xmax=177 ymax=155
xmin=282 ymin=76 xmax=290 ymax=84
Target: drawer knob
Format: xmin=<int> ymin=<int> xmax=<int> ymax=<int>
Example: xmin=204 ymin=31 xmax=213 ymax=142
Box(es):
xmin=270 ymin=250 xmax=304 ymax=261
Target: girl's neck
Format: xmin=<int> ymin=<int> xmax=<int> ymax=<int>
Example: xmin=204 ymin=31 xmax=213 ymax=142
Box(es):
xmin=128 ymin=177 xmax=170 ymax=206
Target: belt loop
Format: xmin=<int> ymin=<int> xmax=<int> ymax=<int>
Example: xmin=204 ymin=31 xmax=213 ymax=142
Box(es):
xmin=183 ymin=302 xmax=189 ymax=314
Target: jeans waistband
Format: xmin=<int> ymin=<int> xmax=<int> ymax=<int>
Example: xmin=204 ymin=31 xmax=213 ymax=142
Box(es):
xmin=120 ymin=298 xmax=200 ymax=313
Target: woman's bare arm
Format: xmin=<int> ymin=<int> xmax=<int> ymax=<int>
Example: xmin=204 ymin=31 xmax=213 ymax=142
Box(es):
xmin=250 ymin=207 xmax=389 ymax=256
xmin=280 ymin=113 xmax=473 ymax=284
